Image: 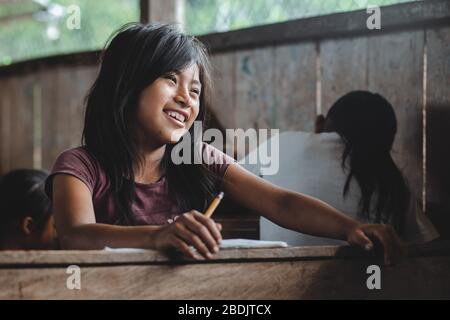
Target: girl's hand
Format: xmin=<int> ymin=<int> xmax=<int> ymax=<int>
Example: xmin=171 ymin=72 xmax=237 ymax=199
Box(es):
xmin=346 ymin=223 xmax=406 ymax=266
xmin=151 ymin=210 xmax=222 ymax=259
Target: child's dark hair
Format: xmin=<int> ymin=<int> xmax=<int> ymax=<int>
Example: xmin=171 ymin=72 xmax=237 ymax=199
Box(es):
xmin=324 ymin=91 xmax=410 ymax=234
xmin=0 ymin=169 xmax=52 ymax=238
xmin=82 ymin=23 xmax=219 ymax=224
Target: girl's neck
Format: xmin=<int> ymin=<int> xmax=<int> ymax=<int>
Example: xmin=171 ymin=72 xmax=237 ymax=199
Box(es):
xmin=134 ymin=143 xmax=166 ymax=184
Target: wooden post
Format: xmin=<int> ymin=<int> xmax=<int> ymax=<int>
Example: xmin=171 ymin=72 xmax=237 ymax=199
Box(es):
xmin=140 ymin=0 xmax=184 ymax=25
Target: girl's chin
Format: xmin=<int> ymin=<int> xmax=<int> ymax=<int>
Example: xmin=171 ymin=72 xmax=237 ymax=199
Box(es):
xmin=167 ymin=128 xmax=188 ymax=143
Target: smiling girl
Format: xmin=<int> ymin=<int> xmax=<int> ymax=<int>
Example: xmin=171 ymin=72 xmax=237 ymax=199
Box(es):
xmin=46 ymin=23 xmax=402 ymax=264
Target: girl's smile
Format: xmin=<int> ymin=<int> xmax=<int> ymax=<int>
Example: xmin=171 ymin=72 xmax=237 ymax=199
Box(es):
xmin=163 ymin=108 xmax=190 ymax=128
xmin=136 ymin=63 xmax=201 ymax=145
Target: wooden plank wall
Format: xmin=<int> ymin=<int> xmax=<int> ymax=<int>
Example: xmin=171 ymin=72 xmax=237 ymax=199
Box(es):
xmin=217 ymin=32 xmax=425 ymax=197
xmin=368 ymin=31 xmax=425 ymax=201
xmin=0 ymin=74 xmax=35 ymax=171
xmin=0 ymin=25 xmax=449 ymax=238
xmin=208 ymin=29 xmax=448 ymax=237
xmin=426 ymin=26 xmax=450 ymax=236
xmin=321 ymin=37 xmax=369 ymax=114
xmin=320 ymin=31 xmax=429 ymax=223
xmin=0 ymin=65 xmax=97 ymax=172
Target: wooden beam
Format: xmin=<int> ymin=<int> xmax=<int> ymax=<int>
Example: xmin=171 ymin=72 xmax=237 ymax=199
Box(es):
xmin=0 ymin=242 xmax=449 ymax=299
xmin=140 ymin=0 xmax=183 ymax=25
xmin=0 ymin=50 xmax=100 ymax=78
xmin=199 ymin=0 xmax=450 ymax=53
xmin=0 ymin=241 xmax=448 ymax=266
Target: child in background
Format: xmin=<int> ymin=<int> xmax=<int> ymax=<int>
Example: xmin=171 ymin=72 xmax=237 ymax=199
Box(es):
xmin=252 ymin=91 xmax=439 ymax=246
xmin=46 ymin=23 xmax=403 ymax=264
xmin=0 ymin=169 xmax=57 ymax=250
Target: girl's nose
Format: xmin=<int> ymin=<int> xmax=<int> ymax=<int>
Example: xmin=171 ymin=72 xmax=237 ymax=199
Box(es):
xmin=175 ymin=92 xmax=191 ymax=108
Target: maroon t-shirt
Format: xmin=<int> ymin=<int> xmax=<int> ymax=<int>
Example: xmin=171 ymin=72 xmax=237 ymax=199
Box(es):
xmin=45 ymin=143 xmax=235 ymax=226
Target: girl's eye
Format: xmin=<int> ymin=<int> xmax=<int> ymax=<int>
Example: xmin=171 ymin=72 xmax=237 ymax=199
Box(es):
xmin=191 ymin=88 xmax=200 ymax=96
xmin=164 ymin=74 xmax=177 ymax=84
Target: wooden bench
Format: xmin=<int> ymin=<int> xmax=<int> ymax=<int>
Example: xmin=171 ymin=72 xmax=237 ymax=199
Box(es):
xmin=1 ymin=241 xmax=449 ymax=299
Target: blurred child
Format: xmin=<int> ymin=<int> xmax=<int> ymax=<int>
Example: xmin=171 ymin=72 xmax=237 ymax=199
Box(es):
xmin=0 ymin=169 xmax=57 ymax=250
xmin=249 ymin=91 xmax=439 ymax=246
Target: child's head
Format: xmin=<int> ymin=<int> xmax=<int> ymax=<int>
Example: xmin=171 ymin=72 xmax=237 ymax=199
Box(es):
xmin=322 ymin=90 xmax=397 ymax=154
xmin=84 ymin=22 xmax=212 ymax=152
xmin=83 ymin=23 xmax=218 ymax=223
xmin=0 ymin=169 xmax=57 ymax=250
xmin=319 ymin=91 xmax=409 ymax=232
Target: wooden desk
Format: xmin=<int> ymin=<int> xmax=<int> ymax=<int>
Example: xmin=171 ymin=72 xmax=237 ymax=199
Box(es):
xmin=0 ymin=242 xmax=449 ymax=299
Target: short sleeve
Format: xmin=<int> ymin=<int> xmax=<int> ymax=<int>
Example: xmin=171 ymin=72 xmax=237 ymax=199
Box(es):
xmin=201 ymin=142 xmax=236 ymax=178
xmin=45 ymin=147 xmax=100 ymax=199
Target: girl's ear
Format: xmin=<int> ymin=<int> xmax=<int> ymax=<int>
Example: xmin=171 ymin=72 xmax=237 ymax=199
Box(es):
xmin=22 ymin=216 xmax=34 ymax=236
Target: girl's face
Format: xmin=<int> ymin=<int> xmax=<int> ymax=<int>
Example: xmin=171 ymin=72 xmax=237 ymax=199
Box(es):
xmin=23 ymin=214 xmax=58 ymax=250
xmin=37 ymin=215 xmax=59 ymax=250
xmin=136 ymin=63 xmax=202 ymax=147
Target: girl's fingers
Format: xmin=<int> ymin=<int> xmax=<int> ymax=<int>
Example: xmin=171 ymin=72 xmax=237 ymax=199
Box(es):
xmin=372 ymin=229 xmax=393 ymax=266
xmin=352 ymin=229 xmax=374 ymax=251
xmin=174 ymin=222 xmax=212 ymax=259
xmin=182 ymin=212 xmax=220 ymax=253
xmin=351 ymin=224 xmax=402 ymax=266
xmin=172 ymin=237 xmax=196 ymax=259
xmin=386 ymin=225 xmax=406 ymax=263
xmin=192 ymin=211 xmax=222 ymax=244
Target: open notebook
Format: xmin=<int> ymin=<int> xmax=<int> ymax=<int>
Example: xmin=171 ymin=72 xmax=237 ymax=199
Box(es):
xmin=104 ymin=239 xmax=288 ymax=253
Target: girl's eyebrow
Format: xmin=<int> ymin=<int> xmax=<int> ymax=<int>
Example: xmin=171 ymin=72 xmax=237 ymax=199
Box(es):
xmin=191 ymin=79 xmax=201 ymax=86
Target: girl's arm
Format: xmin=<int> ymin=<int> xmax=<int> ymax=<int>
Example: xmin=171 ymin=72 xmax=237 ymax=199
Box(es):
xmin=52 ymin=175 xmax=222 ymax=258
xmin=222 ymin=164 xmax=404 ymax=265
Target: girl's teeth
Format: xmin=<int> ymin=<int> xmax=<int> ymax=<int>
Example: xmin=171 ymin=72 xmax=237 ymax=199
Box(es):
xmin=167 ymin=111 xmax=185 ymax=123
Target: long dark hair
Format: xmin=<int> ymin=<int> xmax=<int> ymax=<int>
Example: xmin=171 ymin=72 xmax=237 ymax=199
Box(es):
xmin=0 ymin=169 xmax=51 ymax=237
xmin=324 ymin=91 xmax=410 ymax=233
xmin=82 ymin=23 xmax=219 ymax=225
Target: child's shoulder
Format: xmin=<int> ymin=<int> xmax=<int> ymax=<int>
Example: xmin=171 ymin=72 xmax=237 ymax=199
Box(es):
xmin=56 ymin=146 xmax=97 ymax=165
xmin=47 ymin=146 xmax=105 ymax=197
xmin=53 ymin=146 xmax=102 ymax=175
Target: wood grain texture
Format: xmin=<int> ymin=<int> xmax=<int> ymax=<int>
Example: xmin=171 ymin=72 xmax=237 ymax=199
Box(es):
xmin=68 ymin=65 xmax=97 ymax=147
xmin=40 ymin=65 xmax=96 ymax=170
xmin=233 ymin=48 xmax=275 ymax=159
xmin=210 ymin=53 xmax=236 ymax=130
xmin=0 ymin=241 xmax=448 ymax=265
xmin=367 ymin=31 xmax=425 ymax=200
xmin=320 ymin=36 xmax=369 ymax=115
xmin=273 ymin=43 xmax=316 ymax=132
xmin=235 ymin=48 xmax=274 ymax=131
xmin=0 ymin=76 xmax=12 ymax=173
xmin=8 ymin=74 xmax=34 ymax=169
xmin=0 ymin=242 xmax=449 ymax=299
xmin=0 ymin=246 xmax=360 ymax=266
xmin=140 ymin=0 xmax=183 ymax=24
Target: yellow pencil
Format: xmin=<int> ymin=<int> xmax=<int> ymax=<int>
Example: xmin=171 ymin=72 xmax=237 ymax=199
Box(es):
xmin=204 ymin=192 xmax=224 ymax=218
